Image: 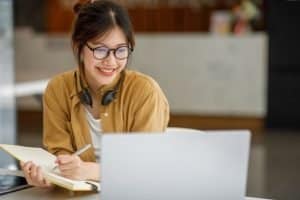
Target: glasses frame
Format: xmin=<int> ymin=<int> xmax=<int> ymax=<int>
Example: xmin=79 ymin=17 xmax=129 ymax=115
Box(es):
xmin=85 ymin=43 xmax=133 ymax=60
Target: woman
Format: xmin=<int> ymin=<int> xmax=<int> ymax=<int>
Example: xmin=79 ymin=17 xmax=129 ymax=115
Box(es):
xmin=21 ymin=0 xmax=169 ymax=187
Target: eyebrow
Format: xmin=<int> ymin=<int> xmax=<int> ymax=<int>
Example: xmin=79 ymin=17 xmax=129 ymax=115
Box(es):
xmin=89 ymin=42 xmax=128 ymax=48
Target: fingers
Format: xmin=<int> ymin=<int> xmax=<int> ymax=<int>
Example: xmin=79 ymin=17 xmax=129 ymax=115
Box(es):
xmin=21 ymin=161 xmax=34 ymax=185
xmin=31 ymin=164 xmax=38 ymax=177
xmin=56 ymin=155 xmax=81 ymax=171
xmin=36 ymin=166 xmax=52 ymax=187
xmin=35 ymin=166 xmax=44 ymax=183
xmin=56 ymin=155 xmax=85 ymax=180
xmin=56 ymin=154 xmax=76 ymax=164
xmin=21 ymin=161 xmax=52 ymax=188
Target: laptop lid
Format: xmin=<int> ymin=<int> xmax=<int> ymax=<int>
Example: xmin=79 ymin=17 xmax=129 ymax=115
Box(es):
xmin=101 ymin=130 xmax=251 ymax=200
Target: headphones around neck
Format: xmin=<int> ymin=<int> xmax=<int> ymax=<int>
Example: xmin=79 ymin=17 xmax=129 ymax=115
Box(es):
xmin=76 ymin=71 xmax=124 ymax=107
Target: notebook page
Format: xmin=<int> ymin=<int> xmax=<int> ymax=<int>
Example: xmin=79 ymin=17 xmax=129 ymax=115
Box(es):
xmin=0 ymin=144 xmax=56 ymax=169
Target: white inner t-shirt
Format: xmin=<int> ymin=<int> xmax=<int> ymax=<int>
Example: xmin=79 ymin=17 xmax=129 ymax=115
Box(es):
xmin=85 ymin=107 xmax=102 ymax=162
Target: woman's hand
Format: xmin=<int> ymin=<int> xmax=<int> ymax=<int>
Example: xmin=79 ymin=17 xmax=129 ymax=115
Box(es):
xmin=56 ymin=154 xmax=100 ymax=181
xmin=20 ymin=161 xmax=52 ymax=187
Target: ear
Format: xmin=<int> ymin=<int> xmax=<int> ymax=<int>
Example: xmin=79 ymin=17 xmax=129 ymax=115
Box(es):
xmin=79 ymin=47 xmax=86 ymax=67
xmin=80 ymin=53 xmax=84 ymax=64
xmin=125 ymin=56 xmax=132 ymax=69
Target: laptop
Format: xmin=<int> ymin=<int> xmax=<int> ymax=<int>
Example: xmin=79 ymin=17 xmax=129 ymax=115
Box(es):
xmin=100 ymin=130 xmax=251 ymax=200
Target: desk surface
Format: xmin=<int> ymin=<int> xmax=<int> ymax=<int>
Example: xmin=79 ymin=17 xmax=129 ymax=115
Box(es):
xmin=1 ymin=187 xmax=271 ymax=200
xmin=1 ymin=187 xmax=98 ymax=200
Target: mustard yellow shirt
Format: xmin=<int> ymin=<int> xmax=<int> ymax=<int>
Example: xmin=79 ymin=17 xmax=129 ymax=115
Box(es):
xmin=43 ymin=69 xmax=170 ymax=162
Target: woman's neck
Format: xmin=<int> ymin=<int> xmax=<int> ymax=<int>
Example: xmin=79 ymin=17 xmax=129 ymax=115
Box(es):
xmin=86 ymin=79 xmax=102 ymax=96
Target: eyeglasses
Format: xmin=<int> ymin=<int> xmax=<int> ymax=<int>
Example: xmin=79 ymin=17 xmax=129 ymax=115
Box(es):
xmin=86 ymin=43 xmax=133 ymax=60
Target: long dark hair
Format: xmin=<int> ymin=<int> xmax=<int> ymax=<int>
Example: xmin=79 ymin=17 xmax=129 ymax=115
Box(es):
xmin=71 ymin=0 xmax=135 ymax=68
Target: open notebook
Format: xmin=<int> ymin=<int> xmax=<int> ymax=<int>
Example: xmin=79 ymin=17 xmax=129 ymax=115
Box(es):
xmin=0 ymin=144 xmax=100 ymax=192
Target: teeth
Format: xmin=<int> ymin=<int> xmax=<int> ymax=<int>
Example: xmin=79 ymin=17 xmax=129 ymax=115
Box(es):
xmin=99 ymin=68 xmax=114 ymax=73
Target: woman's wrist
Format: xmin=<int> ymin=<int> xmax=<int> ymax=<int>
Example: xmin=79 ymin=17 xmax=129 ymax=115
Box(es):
xmin=84 ymin=162 xmax=100 ymax=181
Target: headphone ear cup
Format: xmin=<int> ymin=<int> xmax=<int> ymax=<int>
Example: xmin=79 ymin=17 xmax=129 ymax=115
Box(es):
xmin=101 ymin=90 xmax=116 ymax=106
xmin=80 ymin=88 xmax=93 ymax=107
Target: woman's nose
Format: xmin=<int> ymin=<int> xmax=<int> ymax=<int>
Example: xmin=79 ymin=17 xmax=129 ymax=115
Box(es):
xmin=103 ymin=51 xmax=116 ymax=64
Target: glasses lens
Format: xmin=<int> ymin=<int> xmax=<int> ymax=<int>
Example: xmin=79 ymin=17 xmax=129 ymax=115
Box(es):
xmin=115 ymin=46 xmax=129 ymax=59
xmin=94 ymin=47 xmax=109 ymax=59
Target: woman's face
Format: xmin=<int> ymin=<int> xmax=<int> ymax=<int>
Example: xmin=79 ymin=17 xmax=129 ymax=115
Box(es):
xmin=82 ymin=27 xmax=128 ymax=90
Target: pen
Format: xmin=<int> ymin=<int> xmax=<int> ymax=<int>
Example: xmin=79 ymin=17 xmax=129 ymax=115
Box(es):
xmin=52 ymin=144 xmax=92 ymax=171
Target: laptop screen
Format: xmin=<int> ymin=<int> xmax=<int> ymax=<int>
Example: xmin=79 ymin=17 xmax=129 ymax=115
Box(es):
xmin=100 ymin=130 xmax=250 ymax=200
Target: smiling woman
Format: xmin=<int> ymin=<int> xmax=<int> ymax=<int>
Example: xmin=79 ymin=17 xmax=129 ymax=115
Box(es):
xmin=20 ymin=0 xmax=170 ymax=188
xmin=81 ymin=26 xmax=129 ymax=89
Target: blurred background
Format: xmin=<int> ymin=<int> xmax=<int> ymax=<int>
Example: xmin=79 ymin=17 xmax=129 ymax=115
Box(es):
xmin=1 ymin=0 xmax=300 ymax=199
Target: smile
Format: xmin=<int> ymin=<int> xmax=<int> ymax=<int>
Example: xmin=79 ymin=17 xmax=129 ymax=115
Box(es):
xmin=99 ymin=68 xmax=115 ymax=73
xmin=97 ymin=67 xmax=118 ymax=76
